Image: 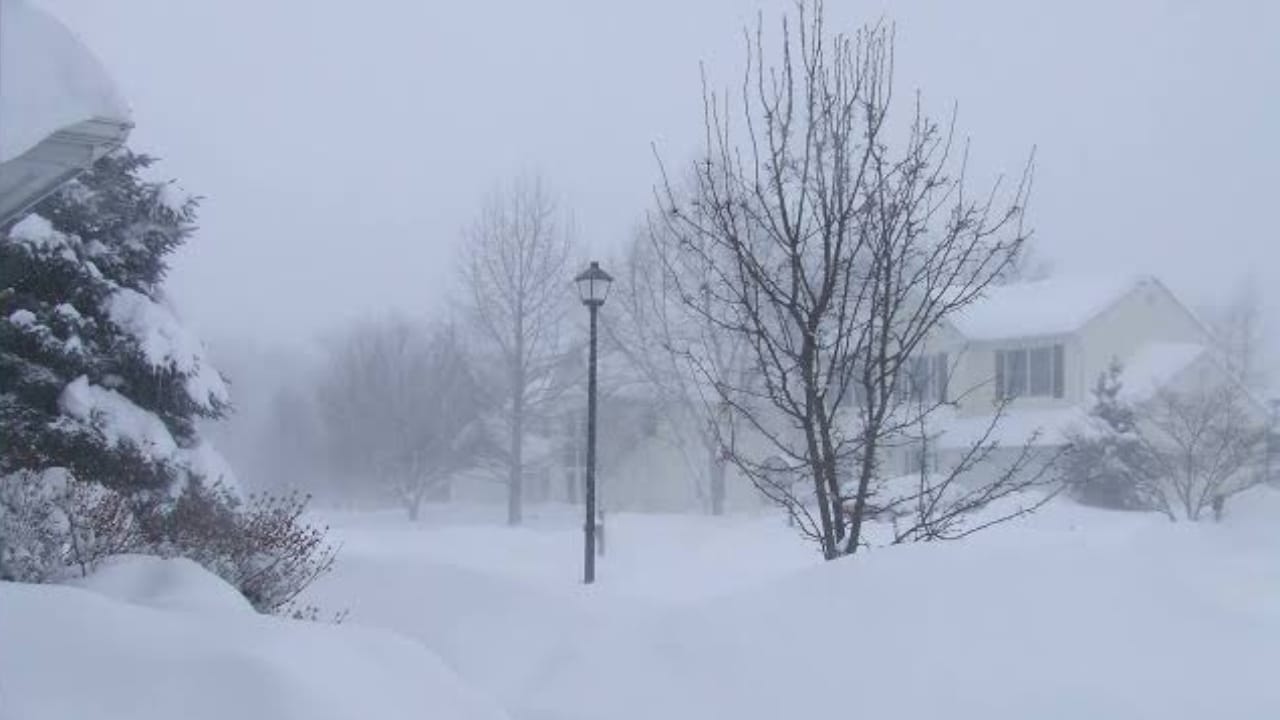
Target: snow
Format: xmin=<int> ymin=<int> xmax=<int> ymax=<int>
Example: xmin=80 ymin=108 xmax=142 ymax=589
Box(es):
xmin=0 ymin=565 xmax=508 ymax=720
xmin=4 ymin=494 xmax=1278 ymax=718
xmin=0 ymin=0 xmax=130 ymax=163
xmin=58 ymin=375 xmax=179 ymax=459
xmin=179 ymin=440 xmax=239 ymax=492
xmin=1117 ymin=341 xmax=1207 ymax=401
xmin=53 ymin=302 xmax=82 ymax=320
xmin=7 ymin=309 xmax=36 ymax=327
xmin=106 ymin=288 xmax=230 ymax=410
xmin=7 ymin=215 xmax=70 ymax=250
xmin=71 ymin=554 xmax=254 ymax=615
xmin=295 ymin=495 xmax=1280 ymax=719
xmin=932 ymin=405 xmax=1090 ymax=449
xmin=950 ymin=274 xmax=1141 ymax=341
xmin=55 ymin=376 xmax=241 ymax=493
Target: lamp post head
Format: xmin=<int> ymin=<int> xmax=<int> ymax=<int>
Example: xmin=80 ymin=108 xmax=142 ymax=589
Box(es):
xmin=574 ymin=261 xmax=613 ymax=307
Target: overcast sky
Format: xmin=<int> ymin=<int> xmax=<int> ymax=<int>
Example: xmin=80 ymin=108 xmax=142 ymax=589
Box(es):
xmin=36 ymin=0 xmax=1280 ymax=356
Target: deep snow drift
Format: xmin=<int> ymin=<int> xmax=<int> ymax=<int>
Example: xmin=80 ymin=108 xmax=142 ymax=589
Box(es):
xmin=0 ymin=555 xmax=507 ymax=720
xmin=305 ymin=496 xmax=1280 ymax=720
xmin=3 ymin=495 xmax=1277 ymax=719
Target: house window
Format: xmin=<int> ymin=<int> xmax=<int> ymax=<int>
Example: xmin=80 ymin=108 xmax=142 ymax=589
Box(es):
xmin=907 ymin=447 xmax=936 ymax=475
xmin=996 ymin=344 xmax=1064 ymax=399
xmin=901 ymin=353 xmax=949 ymax=405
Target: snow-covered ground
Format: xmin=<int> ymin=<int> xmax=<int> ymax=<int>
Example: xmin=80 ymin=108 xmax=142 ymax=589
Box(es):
xmin=3 ymin=493 xmax=1279 ymax=719
xmin=0 ymin=555 xmax=507 ymax=720
xmin=304 ymin=495 xmax=1280 ymax=720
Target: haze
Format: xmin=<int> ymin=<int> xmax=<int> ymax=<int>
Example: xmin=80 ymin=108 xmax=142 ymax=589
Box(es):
xmin=37 ymin=0 xmax=1279 ymax=354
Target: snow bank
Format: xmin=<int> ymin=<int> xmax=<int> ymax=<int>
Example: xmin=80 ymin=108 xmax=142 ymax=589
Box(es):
xmin=307 ymin=498 xmax=1280 ymax=720
xmin=71 ymin=554 xmax=253 ymax=615
xmin=522 ymin=503 xmax=1280 ymax=720
xmin=0 ymin=576 xmax=509 ymax=720
xmin=0 ymin=0 xmax=129 ymax=162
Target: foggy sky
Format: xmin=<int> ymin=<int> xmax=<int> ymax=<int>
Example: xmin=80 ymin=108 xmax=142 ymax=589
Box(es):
xmin=36 ymin=0 xmax=1280 ymax=357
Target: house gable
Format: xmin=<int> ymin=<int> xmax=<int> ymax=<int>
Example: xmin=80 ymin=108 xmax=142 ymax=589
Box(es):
xmin=1073 ymin=276 xmax=1214 ymax=397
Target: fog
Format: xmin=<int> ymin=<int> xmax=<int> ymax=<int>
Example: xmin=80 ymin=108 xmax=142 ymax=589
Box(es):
xmin=40 ymin=0 xmax=1279 ymax=345
xmin=8 ymin=4 xmax=1280 ymax=714
xmin=32 ymin=0 xmax=1280 ymax=504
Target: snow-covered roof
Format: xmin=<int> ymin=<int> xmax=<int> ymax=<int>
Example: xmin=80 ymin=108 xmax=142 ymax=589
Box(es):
xmin=1116 ymin=342 xmax=1206 ymax=402
xmin=0 ymin=0 xmax=129 ymax=163
xmin=931 ymin=406 xmax=1089 ymax=451
xmin=949 ymin=275 xmax=1143 ymax=341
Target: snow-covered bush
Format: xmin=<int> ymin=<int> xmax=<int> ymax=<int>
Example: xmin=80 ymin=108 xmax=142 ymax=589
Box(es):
xmin=1063 ymin=361 xmax=1155 ymax=511
xmin=0 ymin=469 xmax=137 ymax=582
xmin=0 ymin=149 xmax=336 ymax=612
xmin=1065 ymin=359 xmax=1266 ymax=519
xmin=135 ymin=483 xmax=337 ymax=614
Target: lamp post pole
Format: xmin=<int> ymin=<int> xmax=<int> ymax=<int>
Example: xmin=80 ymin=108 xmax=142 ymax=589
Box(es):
xmin=573 ymin=260 xmax=612 ymax=585
xmin=584 ymin=299 xmax=599 ymax=584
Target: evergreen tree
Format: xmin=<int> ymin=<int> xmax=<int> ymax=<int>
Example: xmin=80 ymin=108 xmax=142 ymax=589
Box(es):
xmin=0 ymin=150 xmax=346 ymax=611
xmin=1 ymin=150 xmax=231 ymax=500
xmin=1063 ymin=360 xmax=1154 ymax=510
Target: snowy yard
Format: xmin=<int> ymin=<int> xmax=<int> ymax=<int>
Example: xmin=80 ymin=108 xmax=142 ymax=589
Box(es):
xmin=6 ymin=1 xmax=1279 ymax=719
xmin=4 ymin=491 xmax=1280 ymax=719
xmin=308 ymin=494 xmax=1280 ymax=719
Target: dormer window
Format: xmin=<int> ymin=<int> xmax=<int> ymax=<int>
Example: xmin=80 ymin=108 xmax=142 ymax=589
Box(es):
xmin=995 ymin=344 xmax=1064 ymax=399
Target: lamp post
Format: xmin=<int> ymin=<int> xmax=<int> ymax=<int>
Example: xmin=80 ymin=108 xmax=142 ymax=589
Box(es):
xmin=574 ymin=261 xmax=613 ymax=584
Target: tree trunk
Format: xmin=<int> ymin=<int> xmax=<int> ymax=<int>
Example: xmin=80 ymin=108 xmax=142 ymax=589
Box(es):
xmin=708 ymin=447 xmax=726 ymax=516
xmin=508 ymin=382 xmax=524 ymax=525
xmin=567 ymin=463 xmax=579 ymax=505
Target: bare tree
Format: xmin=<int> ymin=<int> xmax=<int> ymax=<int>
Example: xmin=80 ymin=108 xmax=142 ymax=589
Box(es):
xmin=1138 ymin=380 xmax=1266 ymax=521
xmin=654 ymin=2 xmax=1046 ymax=559
xmin=607 ymin=222 xmax=748 ymax=514
xmin=996 ymin=234 xmax=1054 ymax=284
xmin=461 ymin=175 xmax=576 ymax=525
xmin=1204 ymin=277 xmax=1270 ymax=394
xmin=1067 ymin=361 xmax=1267 ymax=521
xmin=316 ymin=318 xmax=486 ymax=520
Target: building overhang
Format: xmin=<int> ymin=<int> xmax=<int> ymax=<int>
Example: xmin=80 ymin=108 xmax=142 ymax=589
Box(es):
xmin=0 ymin=117 xmax=132 ymax=227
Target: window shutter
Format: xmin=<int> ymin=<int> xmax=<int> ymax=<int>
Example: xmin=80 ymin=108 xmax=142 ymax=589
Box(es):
xmin=936 ymin=353 xmax=949 ymax=403
xmin=1053 ymin=344 xmax=1065 ymax=398
xmin=994 ymin=351 xmax=1005 ymax=401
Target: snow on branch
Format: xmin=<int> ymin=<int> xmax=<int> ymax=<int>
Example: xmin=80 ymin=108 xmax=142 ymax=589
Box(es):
xmin=105 ymin=288 xmax=229 ymax=410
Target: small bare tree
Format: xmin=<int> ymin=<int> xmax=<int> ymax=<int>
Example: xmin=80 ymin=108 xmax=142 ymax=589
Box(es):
xmin=1139 ymin=380 xmax=1266 ymax=521
xmin=316 ymin=318 xmax=485 ymax=520
xmin=461 ymin=175 xmax=576 ymax=525
xmin=655 ymin=2 xmax=1047 ymax=559
xmin=1204 ymin=277 xmax=1270 ymax=394
xmin=1068 ymin=361 xmax=1266 ymax=521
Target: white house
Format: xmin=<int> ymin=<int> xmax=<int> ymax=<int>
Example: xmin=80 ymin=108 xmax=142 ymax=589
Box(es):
xmin=900 ymin=274 xmax=1253 ymax=479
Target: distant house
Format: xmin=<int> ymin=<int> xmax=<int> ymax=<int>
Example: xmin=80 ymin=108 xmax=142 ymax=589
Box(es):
xmin=898 ymin=274 xmax=1257 ymax=479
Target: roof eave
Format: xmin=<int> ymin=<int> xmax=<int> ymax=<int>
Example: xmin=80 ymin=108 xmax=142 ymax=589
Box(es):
xmin=0 ymin=116 xmax=132 ymax=227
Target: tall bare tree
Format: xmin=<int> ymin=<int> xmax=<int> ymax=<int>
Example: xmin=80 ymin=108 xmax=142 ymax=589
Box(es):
xmin=608 ymin=223 xmax=748 ymax=515
xmin=461 ymin=175 xmax=575 ymax=525
xmin=655 ymin=2 xmax=1046 ymax=559
xmin=1204 ymin=277 xmax=1270 ymax=394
